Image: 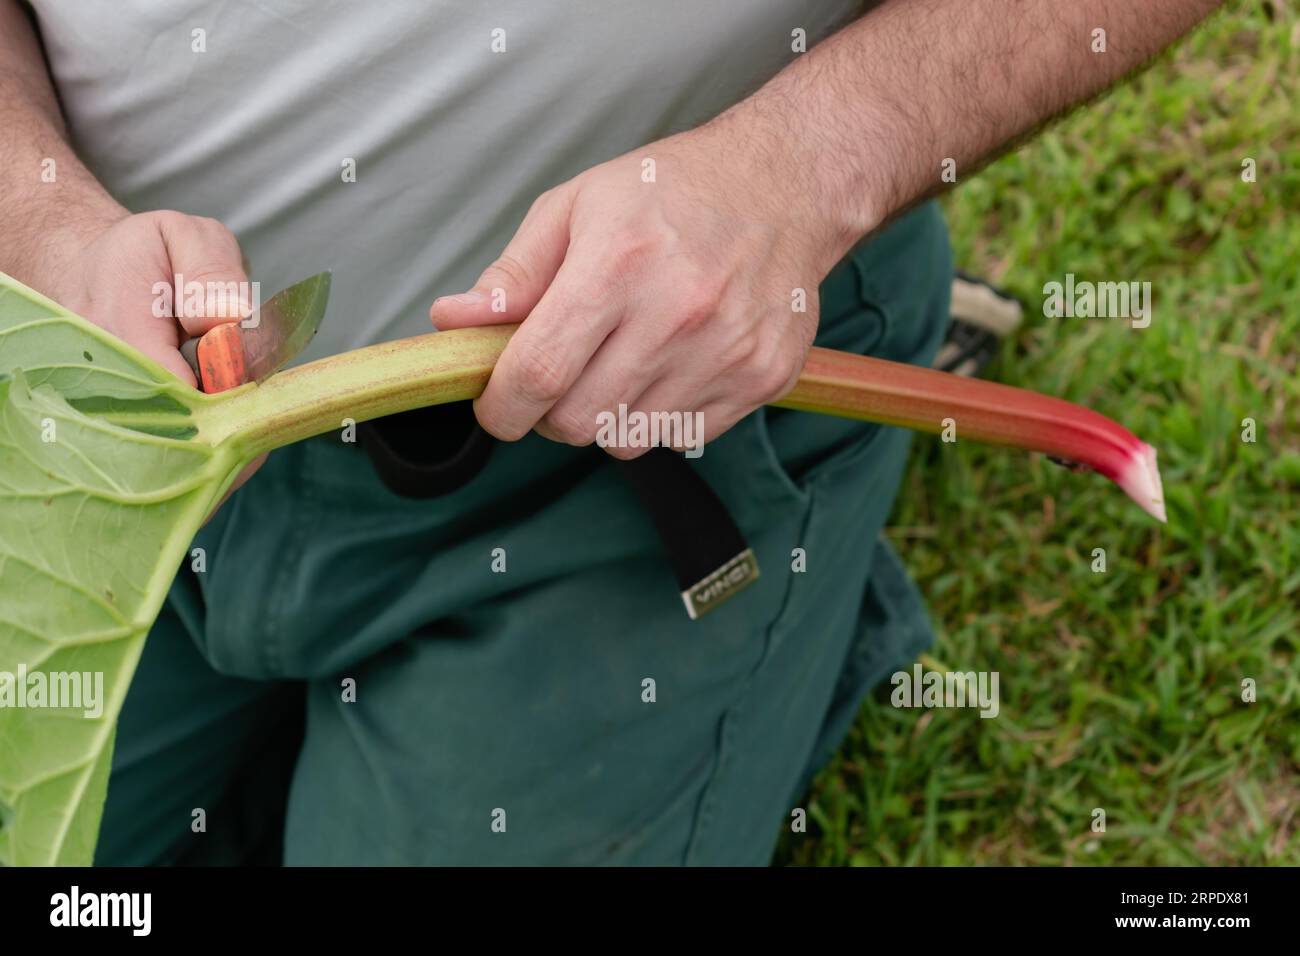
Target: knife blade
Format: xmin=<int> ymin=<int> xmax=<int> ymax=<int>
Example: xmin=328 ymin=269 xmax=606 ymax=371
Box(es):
xmin=180 ymin=271 xmax=332 ymax=393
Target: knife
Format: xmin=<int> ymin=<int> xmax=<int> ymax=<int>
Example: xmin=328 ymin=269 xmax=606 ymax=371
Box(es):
xmin=180 ymin=271 xmax=332 ymax=393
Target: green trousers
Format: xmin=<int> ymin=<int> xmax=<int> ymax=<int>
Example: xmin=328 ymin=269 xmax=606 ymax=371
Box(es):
xmin=97 ymin=203 xmax=952 ymax=866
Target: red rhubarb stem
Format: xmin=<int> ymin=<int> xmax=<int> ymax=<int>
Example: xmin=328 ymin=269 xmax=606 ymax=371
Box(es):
xmin=774 ymin=346 xmax=1166 ymax=522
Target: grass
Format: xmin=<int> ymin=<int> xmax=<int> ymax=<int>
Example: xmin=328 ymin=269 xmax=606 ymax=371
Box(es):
xmin=784 ymin=0 xmax=1300 ymax=866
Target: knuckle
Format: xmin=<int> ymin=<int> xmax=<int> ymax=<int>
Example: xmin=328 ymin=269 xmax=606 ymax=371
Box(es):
xmin=147 ymin=209 xmax=186 ymax=229
xmin=681 ymin=287 xmax=722 ymax=332
xmin=141 ymin=209 xmax=190 ymax=243
xmin=756 ymin=347 xmax=801 ymax=401
xmin=526 ymin=189 xmax=556 ymax=218
xmin=486 ymin=253 xmax=532 ymax=291
xmin=203 ymin=220 xmax=240 ymax=251
xmin=511 ymin=339 xmax=569 ymax=404
xmin=160 ymin=211 xmax=231 ymax=244
xmin=478 ymin=408 xmax=522 ymax=442
xmin=717 ymin=327 xmax=760 ymax=372
xmin=727 ymin=334 xmax=795 ymax=403
xmin=673 ymin=278 xmax=725 ymax=332
xmin=543 ymin=406 xmax=595 ymax=446
xmin=604 ymin=231 xmax=656 ymax=278
xmin=474 ymin=402 xmax=526 ymax=443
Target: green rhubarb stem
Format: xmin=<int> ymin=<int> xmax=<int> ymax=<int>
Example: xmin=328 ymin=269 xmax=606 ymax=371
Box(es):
xmin=204 ymin=324 xmax=1165 ymax=522
xmin=204 ymin=325 xmax=517 ymax=454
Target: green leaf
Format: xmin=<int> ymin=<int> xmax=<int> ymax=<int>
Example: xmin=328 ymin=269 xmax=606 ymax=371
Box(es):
xmin=0 ymin=278 xmax=242 ymax=866
xmin=0 ymin=272 xmax=506 ymax=865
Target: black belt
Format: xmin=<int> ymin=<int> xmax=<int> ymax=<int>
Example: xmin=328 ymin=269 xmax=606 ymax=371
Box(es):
xmin=358 ymin=405 xmax=759 ymax=619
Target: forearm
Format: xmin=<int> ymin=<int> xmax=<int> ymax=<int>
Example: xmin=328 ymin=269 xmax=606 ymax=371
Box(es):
xmin=0 ymin=0 xmax=124 ymax=284
xmin=716 ymin=0 xmax=1224 ymax=264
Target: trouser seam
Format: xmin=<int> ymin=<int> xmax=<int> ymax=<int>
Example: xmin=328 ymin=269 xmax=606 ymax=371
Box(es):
xmin=682 ymin=498 xmax=816 ymax=864
xmin=259 ymin=456 xmax=315 ymax=678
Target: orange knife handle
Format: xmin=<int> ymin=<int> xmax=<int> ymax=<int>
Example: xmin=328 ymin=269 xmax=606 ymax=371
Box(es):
xmin=195 ymin=322 xmax=247 ymax=393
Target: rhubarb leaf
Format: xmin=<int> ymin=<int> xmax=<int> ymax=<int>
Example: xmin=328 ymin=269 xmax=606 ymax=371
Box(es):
xmin=0 ymin=273 xmax=504 ymax=867
xmin=0 ymin=278 xmax=243 ymax=866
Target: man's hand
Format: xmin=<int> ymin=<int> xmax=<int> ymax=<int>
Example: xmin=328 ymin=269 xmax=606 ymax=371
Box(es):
xmin=33 ymin=208 xmax=253 ymax=386
xmin=431 ymin=0 xmax=1221 ymax=458
xmin=28 ymin=207 xmax=267 ymax=508
xmin=1 ymin=0 xmax=265 ymax=505
xmin=431 ymin=121 xmax=848 ymax=459
xmin=0 ymin=1 xmax=248 ymax=385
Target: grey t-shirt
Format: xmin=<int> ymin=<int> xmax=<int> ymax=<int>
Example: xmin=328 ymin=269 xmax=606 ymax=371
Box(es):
xmin=29 ymin=1 xmax=860 ymax=363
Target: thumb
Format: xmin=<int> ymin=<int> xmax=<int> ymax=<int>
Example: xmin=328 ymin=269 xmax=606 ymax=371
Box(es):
xmin=431 ymin=187 xmax=573 ymax=330
xmin=157 ymin=213 xmax=253 ymax=338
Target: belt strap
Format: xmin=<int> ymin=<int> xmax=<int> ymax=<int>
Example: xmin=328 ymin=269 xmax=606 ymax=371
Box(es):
xmin=359 ymin=408 xmax=759 ymax=618
xmin=358 ymin=402 xmax=493 ymax=499
xmin=615 ymin=449 xmax=760 ymax=619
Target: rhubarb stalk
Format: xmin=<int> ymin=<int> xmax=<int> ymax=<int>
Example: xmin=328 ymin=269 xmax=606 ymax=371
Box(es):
xmin=777 ymin=346 xmax=1166 ymax=522
xmin=204 ymin=325 xmax=1165 ymax=522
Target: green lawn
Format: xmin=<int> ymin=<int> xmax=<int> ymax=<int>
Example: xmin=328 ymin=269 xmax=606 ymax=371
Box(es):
xmin=786 ymin=0 xmax=1300 ymax=866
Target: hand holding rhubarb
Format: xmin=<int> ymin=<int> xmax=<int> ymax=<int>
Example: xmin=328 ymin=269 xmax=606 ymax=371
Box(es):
xmin=428 ymin=118 xmax=844 ymax=457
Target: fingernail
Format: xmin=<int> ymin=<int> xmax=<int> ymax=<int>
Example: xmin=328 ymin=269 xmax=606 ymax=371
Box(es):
xmin=441 ymin=291 xmax=483 ymax=305
xmin=204 ymin=288 xmax=255 ymax=320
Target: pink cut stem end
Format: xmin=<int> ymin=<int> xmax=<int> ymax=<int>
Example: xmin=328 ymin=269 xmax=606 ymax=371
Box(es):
xmin=1114 ymin=442 xmax=1167 ymax=523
